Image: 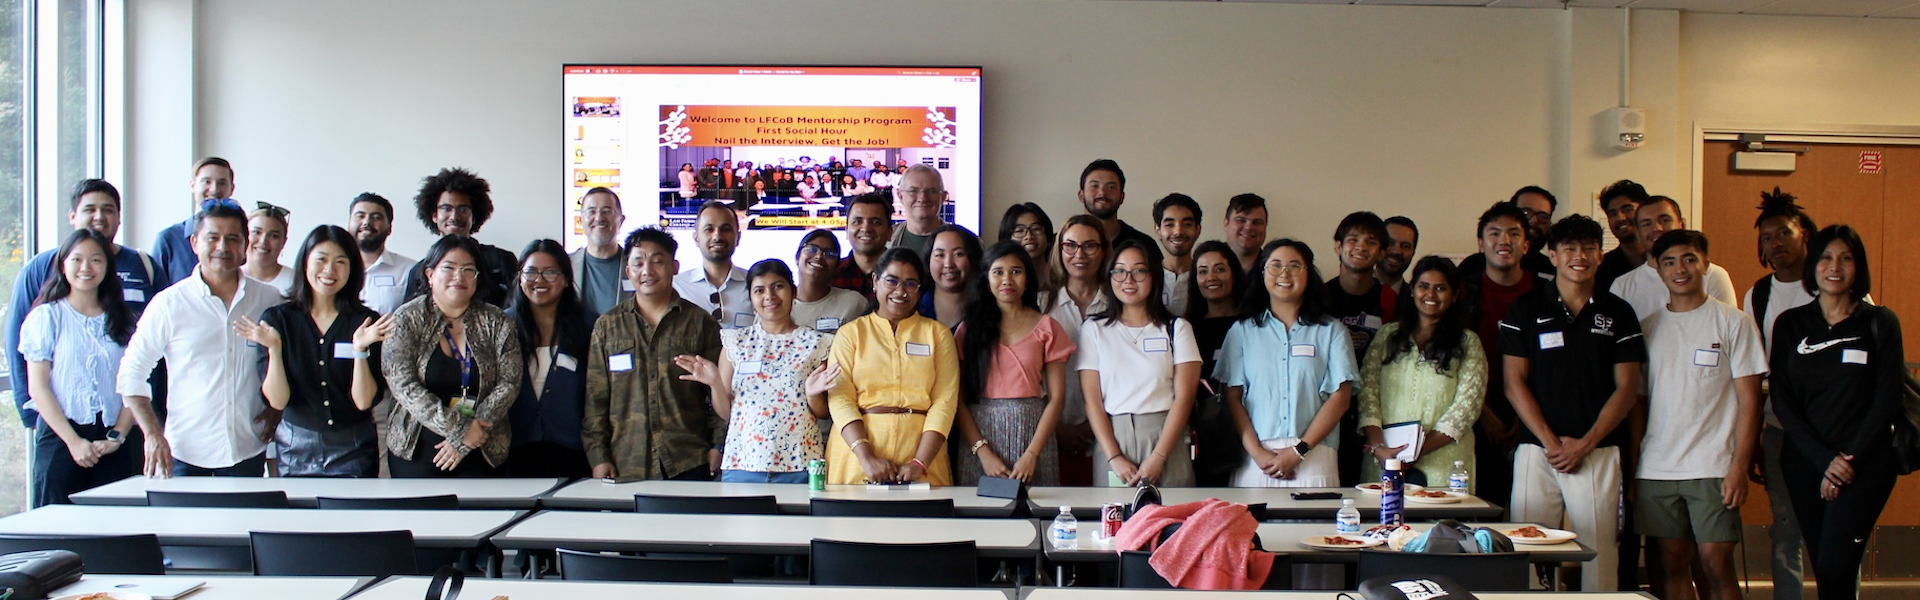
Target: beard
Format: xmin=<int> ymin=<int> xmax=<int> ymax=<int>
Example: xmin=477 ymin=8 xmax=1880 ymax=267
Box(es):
xmin=1084 ymin=202 xmax=1117 ymax=220
xmin=356 ymin=231 xmax=389 ymax=253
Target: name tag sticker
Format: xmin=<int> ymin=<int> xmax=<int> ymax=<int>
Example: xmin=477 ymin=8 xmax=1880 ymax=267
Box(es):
xmin=123 ymin=289 xmax=145 ymax=303
xmin=333 ymin=342 xmax=358 ymax=360
xmin=815 ymin=317 xmax=841 ymax=331
xmin=1843 ymin=349 xmax=1869 ymax=365
xmin=620 ymin=279 xmax=636 ymax=292
xmin=1213 ymin=349 xmax=1223 ymax=362
xmin=556 ymin=353 xmax=578 ymax=371
xmin=609 ymin=353 xmax=635 ymax=372
xmin=1363 ymin=315 xmax=1383 ymax=330
xmin=1694 ymin=349 xmax=1720 ymax=367
xmin=1142 ymin=337 xmax=1170 ymax=353
xmin=904 ymin=342 xmax=932 ymax=357
xmin=1539 ymin=331 xmax=1565 ymax=350
xmin=731 ymin=312 xmax=755 ymax=328
xmin=1291 ymin=344 xmax=1316 ymax=358
xmin=737 ymin=360 xmax=763 ymax=375
xmin=371 ymin=275 xmax=396 ymax=287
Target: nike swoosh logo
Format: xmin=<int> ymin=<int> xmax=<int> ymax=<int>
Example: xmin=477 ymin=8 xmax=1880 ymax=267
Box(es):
xmin=1536 ymin=317 xmax=1554 ymax=323
xmin=1798 ymin=337 xmax=1861 ymax=355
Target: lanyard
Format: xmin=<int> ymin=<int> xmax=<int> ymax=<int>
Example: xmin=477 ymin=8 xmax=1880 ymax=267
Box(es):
xmin=443 ymin=326 xmax=473 ymax=400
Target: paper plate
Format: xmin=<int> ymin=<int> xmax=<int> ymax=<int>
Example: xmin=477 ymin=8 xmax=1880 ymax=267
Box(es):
xmin=1299 ymin=534 xmax=1385 ymax=550
xmin=1405 ymin=490 xmax=1468 ymax=504
xmin=1504 ymin=526 xmax=1577 ymax=545
xmin=1354 ymin=482 xmax=1425 ymax=494
xmin=53 ymin=593 xmax=154 ymax=600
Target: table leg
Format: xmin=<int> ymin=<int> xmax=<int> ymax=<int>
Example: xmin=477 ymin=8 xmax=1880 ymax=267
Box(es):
xmin=1056 ymin=563 xmax=1068 ymax=587
xmin=486 ymin=545 xmax=504 ymax=579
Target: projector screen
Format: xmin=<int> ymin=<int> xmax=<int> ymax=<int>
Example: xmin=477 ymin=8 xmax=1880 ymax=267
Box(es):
xmin=561 ymin=65 xmax=983 ymax=274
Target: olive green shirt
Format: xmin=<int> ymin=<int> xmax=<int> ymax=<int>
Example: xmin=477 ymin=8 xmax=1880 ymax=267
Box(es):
xmin=583 ymin=294 xmax=725 ymax=481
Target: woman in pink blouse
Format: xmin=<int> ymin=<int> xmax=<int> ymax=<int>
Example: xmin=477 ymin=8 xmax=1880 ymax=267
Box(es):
xmin=951 ymin=242 xmax=1076 ymax=485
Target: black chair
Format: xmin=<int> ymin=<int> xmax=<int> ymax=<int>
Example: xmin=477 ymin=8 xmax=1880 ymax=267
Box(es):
xmin=1355 ymin=550 xmax=1529 ymax=591
xmin=809 ymin=498 xmax=954 ymax=517
xmin=632 ymin=494 xmax=779 ymax=515
xmin=1119 ymin=550 xmax=1292 ymax=589
xmin=147 ymin=490 xmax=289 ymax=508
xmin=316 ymin=495 xmax=460 ymax=510
xmin=249 ymin=530 xmax=418 ymax=577
xmin=809 ymin=539 xmax=976 ymax=587
xmin=0 ymin=534 xmax=166 ymax=575
xmin=555 ymin=548 xmax=732 ymax=583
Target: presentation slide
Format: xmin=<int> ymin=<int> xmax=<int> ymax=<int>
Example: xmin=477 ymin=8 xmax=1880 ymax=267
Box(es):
xmin=561 ymin=65 xmax=983 ymax=273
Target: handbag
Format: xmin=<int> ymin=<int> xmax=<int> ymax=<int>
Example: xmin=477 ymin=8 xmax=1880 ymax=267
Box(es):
xmin=0 ymin=550 xmax=83 ymax=600
xmin=1867 ymin=308 xmax=1920 ymax=475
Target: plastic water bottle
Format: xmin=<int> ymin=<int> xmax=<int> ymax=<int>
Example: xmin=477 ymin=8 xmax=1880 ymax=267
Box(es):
xmin=1050 ymin=506 xmax=1079 ymax=550
xmin=1336 ymin=498 xmax=1361 ymax=535
xmin=1381 ymin=459 xmax=1405 ymax=526
xmin=1449 ymin=460 xmax=1470 ymax=494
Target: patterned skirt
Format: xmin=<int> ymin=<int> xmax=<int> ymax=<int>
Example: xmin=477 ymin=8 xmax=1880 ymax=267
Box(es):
xmin=954 ymin=397 xmax=1059 ymax=486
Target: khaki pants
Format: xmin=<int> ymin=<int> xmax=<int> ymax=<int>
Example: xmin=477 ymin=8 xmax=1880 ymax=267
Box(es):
xmin=1512 ymin=444 xmax=1621 ymax=591
xmin=1096 ymin=411 xmax=1194 ymax=487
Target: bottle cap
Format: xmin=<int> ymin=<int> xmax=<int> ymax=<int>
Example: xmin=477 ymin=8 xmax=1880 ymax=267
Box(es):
xmin=1342 ymin=498 xmax=1354 ymax=505
xmin=1385 ymin=459 xmax=1402 ymax=470
xmin=1060 ymin=506 xmax=1072 ymax=513
xmin=1455 ymin=460 xmax=1465 ymax=466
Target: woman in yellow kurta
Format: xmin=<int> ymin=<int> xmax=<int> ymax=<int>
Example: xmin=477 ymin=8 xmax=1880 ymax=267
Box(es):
xmin=826 ymin=247 xmax=961 ymax=485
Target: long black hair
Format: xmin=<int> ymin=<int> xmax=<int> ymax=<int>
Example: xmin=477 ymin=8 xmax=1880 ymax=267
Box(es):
xmin=1804 ymin=224 xmax=1871 ymax=301
xmin=34 ymin=230 xmax=136 ymax=345
xmin=1089 ymin=238 xmax=1175 ymax=329
xmin=931 ymin=225 xmax=983 ymax=292
xmin=415 ymin=235 xmax=492 ymax=304
xmin=1184 ymin=240 xmax=1242 ymax=322
xmin=960 ymin=241 xmax=1040 ymax=402
xmin=289 ymin=225 xmax=370 ymax=315
xmin=1237 ymin=239 xmax=1332 ymax=327
xmin=1383 ymin=256 xmax=1470 ymax=373
xmin=506 ymin=239 xmax=589 ymax=368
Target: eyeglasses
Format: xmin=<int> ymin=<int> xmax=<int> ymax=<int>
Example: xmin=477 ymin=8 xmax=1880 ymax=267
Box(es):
xmin=436 ymin=204 xmax=474 ymax=216
xmin=896 ymin=186 xmax=941 ymax=198
xmin=254 ymin=201 xmax=290 ymax=219
xmin=1109 ymin=268 xmax=1153 ymax=282
xmin=799 ymin=243 xmax=838 ymax=257
xmin=1265 ymin=263 xmax=1306 ymax=275
xmin=1010 ymin=224 xmax=1049 ymax=239
xmin=710 ymin=292 xmax=724 ymax=322
xmin=1059 ymin=240 xmax=1103 ymax=256
xmin=436 ymin=265 xmax=480 ymax=280
xmin=879 ymin=275 xmax=922 ymax=291
xmin=520 ymin=268 xmax=563 ymax=282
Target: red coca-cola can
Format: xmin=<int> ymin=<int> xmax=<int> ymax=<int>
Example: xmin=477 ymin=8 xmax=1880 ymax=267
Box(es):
xmin=1100 ymin=502 xmax=1126 ymax=539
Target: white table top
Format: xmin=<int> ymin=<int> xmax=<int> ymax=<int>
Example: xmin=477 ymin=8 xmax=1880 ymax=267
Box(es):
xmin=1022 ymin=589 xmax=1652 ymax=600
xmin=541 ymin=479 xmax=1016 ymax=516
xmin=1045 ymin=522 xmax=1593 ymax=564
xmin=69 ymin=475 xmax=563 ymax=509
xmin=54 ymin=575 xmax=366 ymax=600
xmin=0 ymin=505 xmax=524 ymax=548
xmin=490 ymin=510 xmax=1040 ymax=557
xmin=352 ymin=577 xmax=1014 ymax=600
xmin=1026 ymin=487 xmax=1501 ymax=520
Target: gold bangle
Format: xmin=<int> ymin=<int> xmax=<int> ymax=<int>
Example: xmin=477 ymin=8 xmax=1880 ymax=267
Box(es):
xmin=850 ymin=438 xmax=871 ymax=451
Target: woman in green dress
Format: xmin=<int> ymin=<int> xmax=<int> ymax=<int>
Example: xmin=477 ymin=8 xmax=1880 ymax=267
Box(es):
xmin=1357 ymin=256 xmax=1486 ymax=491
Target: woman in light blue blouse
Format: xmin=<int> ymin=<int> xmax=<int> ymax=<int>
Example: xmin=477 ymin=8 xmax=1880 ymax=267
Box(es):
xmin=1218 ymin=239 xmax=1358 ymax=488
xmin=19 ymin=230 xmax=140 ymax=505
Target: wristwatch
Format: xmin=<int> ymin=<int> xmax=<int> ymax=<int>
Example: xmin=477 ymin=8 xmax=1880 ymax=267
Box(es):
xmin=1292 ymin=441 xmax=1311 ymax=458
xmin=105 ymin=429 xmax=123 ymax=444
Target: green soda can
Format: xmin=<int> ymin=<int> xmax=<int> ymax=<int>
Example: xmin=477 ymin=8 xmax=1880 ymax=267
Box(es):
xmin=808 ymin=459 xmax=827 ymax=491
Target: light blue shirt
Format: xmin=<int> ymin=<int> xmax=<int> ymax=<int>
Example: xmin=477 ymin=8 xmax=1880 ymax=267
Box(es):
xmin=1215 ymin=314 xmax=1359 ymax=448
xmin=17 ymin=300 xmax=126 ymax=426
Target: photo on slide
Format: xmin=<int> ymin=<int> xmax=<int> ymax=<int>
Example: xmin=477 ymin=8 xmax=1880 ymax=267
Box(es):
xmin=657 ymin=105 xmax=960 ymax=232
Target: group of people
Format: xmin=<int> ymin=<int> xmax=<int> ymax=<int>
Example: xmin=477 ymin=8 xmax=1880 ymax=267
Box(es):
xmin=674 ymin=156 xmax=910 ymax=206
xmin=3 ymin=154 xmax=1902 ymax=600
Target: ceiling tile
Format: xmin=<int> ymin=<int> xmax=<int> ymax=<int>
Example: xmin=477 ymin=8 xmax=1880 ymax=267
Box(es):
xmin=1745 ymin=0 xmax=1919 ymax=16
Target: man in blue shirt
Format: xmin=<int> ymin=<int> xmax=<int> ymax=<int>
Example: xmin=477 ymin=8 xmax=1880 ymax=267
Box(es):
xmin=5 ymin=179 xmax=164 ymax=428
xmin=150 ymin=157 xmax=234 ymax=289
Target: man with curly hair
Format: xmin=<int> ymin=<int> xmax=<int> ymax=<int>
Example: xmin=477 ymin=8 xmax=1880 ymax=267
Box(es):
xmin=402 ymin=167 xmax=519 ymax=306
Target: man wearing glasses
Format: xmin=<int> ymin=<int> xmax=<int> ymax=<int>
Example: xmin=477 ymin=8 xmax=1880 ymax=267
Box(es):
xmin=886 ymin=165 xmax=950 ymax=257
xmin=571 ymin=187 xmax=629 ymax=315
xmin=673 ymin=201 xmax=753 ymax=329
xmin=403 ymin=168 xmax=519 ymax=306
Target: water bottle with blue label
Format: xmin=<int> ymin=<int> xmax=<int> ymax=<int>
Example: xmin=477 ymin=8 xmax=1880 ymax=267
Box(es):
xmin=1050 ymin=506 xmax=1078 ymax=550
xmin=1336 ymin=498 xmax=1361 ymax=535
xmin=1449 ymin=460 xmax=1470 ymax=494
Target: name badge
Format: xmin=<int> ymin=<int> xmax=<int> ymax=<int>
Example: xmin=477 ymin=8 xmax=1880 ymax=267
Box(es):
xmin=904 ymin=342 xmax=932 ymax=357
xmin=123 ymin=289 xmax=145 ymax=303
xmin=1842 ymin=349 xmax=1869 ymax=365
xmin=556 ymin=353 xmax=578 ymax=371
xmin=1694 ymin=349 xmax=1720 ymax=368
xmin=333 ymin=342 xmax=358 ymax=360
xmin=609 ymin=353 xmax=635 ymax=372
xmin=371 ymin=275 xmax=396 ymax=287
xmin=1539 ymin=331 xmax=1565 ymax=350
xmin=1363 ymin=315 xmax=1383 ymax=330
xmin=1142 ymin=337 xmax=1170 ymax=353
xmin=1290 ymin=344 xmax=1316 ymax=358
xmin=737 ymin=360 xmax=764 ymax=375
xmin=731 ymin=312 xmax=755 ymax=328
xmin=620 ymin=279 xmax=636 ymax=292
xmin=1212 ymin=349 xmax=1223 ymax=362
xmin=815 ymin=317 xmax=841 ymax=331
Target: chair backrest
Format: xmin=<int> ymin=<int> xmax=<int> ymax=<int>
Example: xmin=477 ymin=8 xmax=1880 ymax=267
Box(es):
xmin=1120 ymin=549 xmax=1292 ymax=590
xmin=316 ymin=495 xmax=460 ymax=510
xmin=249 ymin=530 xmax=417 ymax=577
xmin=147 ymin=490 xmax=290 ymax=509
xmin=555 ymin=548 xmax=732 ymax=583
xmin=809 ymin=498 xmax=955 ymax=518
xmin=632 ymin=494 xmax=779 ymax=515
xmin=810 ymin=539 xmax=976 ymax=587
xmin=0 ymin=534 xmax=165 ymax=575
xmin=1355 ymin=550 xmax=1529 ymax=591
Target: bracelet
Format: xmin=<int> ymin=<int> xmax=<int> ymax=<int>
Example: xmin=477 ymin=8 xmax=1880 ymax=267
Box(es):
xmin=849 ymin=438 xmax=871 ymax=451
xmin=910 ymin=458 xmax=927 ymax=470
xmin=1106 ymin=455 xmax=1124 ymax=464
xmin=969 ymin=439 xmax=989 ymax=454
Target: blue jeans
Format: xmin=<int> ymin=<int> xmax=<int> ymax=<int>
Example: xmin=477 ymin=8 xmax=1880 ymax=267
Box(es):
xmin=172 ymin=452 xmax=267 ymax=477
xmin=720 ymin=469 xmax=808 ymax=484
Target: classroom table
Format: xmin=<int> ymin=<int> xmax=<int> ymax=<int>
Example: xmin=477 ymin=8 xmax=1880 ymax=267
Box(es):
xmin=69 ymin=475 xmax=564 ymax=509
xmin=53 ymin=574 xmax=369 ymax=600
xmin=541 ymin=479 xmax=1018 ymax=517
xmin=1026 ymin=486 xmax=1502 ymax=521
xmin=350 ymin=577 xmax=1017 ymax=600
xmin=1020 ymin=589 xmax=1653 ymax=600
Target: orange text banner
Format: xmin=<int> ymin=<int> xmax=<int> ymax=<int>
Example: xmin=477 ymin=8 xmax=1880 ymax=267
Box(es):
xmin=666 ymin=105 xmax=953 ymax=148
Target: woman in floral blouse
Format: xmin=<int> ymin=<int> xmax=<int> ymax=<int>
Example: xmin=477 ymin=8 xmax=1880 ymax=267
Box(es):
xmin=1357 ymin=256 xmax=1487 ymax=491
xmin=676 ymin=259 xmax=840 ymax=483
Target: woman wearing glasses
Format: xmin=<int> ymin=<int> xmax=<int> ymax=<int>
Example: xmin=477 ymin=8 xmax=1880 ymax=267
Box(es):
xmin=1044 ymin=214 xmax=1109 ymax=486
xmin=382 ymin=235 xmax=522 ymax=477
xmin=789 ymin=230 xmax=869 ymax=334
xmin=233 ymin=226 xmax=393 ymax=477
xmin=825 ymin=248 xmax=960 ymax=484
xmin=999 ymin=203 xmax=1054 ymax=291
xmin=1080 ymin=238 xmax=1200 ymax=487
xmin=503 ymin=240 xmax=594 ymax=478
xmin=1218 ymin=240 xmax=1357 ymax=488
xmin=243 ymin=202 xmax=295 ymax=296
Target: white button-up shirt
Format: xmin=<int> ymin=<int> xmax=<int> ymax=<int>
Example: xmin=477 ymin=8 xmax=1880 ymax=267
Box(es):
xmin=360 ymin=250 xmax=416 ymax=315
xmin=673 ymin=265 xmax=752 ymax=329
xmin=118 ymin=267 xmax=283 ymax=469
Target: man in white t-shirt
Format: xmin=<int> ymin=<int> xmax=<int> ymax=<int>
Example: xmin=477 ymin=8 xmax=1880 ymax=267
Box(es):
xmin=1740 ymin=190 xmax=1819 ymax=600
xmin=1635 ymin=230 xmax=1766 ymax=600
xmin=1610 ymin=196 xmax=1738 ymax=320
